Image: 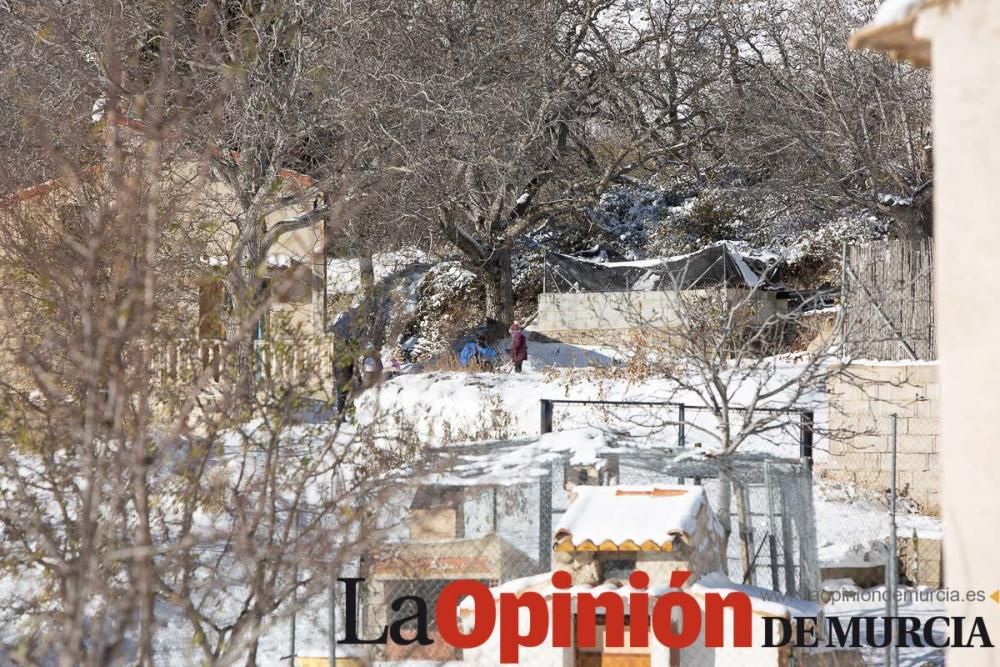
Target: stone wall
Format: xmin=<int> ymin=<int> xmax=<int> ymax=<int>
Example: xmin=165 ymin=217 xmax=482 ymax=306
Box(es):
xmin=536 ymin=288 xmax=785 ymax=338
xmin=824 ymin=362 xmax=940 ymax=514
xmin=899 ymin=532 xmax=944 ymax=588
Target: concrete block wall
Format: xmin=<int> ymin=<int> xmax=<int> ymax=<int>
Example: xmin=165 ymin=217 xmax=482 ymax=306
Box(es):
xmin=536 ymin=290 xmax=683 ymax=333
xmin=823 ymin=362 xmax=941 ymax=514
xmin=536 ymin=289 xmax=785 ymax=337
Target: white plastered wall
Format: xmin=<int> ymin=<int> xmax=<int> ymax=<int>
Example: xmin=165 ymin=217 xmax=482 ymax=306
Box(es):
xmin=915 ymin=1 xmax=1000 ymax=659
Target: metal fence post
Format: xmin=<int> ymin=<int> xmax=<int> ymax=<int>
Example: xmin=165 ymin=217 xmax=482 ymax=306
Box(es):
xmin=493 ymin=487 xmax=499 ymax=532
xmin=796 ymin=458 xmax=821 ymax=604
xmin=781 ymin=480 xmax=797 ymax=597
xmin=539 ymin=467 xmax=553 ymax=571
xmin=764 ymin=462 xmax=781 ymax=591
xmin=290 ymin=593 xmax=297 ymax=665
xmin=675 ymin=404 xmax=689 ymax=483
xmin=887 ymin=414 xmax=900 ymax=667
xmin=678 ymin=404 xmax=686 ymax=448
xmin=288 ymin=513 xmax=299 ymax=665
xmin=540 ymin=399 xmax=553 ymax=435
xmin=329 ymin=569 xmax=337 ymax=667
xmin=799 ymin=410 xmax=814 ymax=468
xmin=542 ymin=249 xmax=547 ymax=294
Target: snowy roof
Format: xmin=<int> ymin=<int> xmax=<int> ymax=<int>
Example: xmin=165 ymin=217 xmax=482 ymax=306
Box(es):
xmin=849 ymin=0 xmax=940 ymax=67
xmin=554 ymin=484 xmax=709 ymax=552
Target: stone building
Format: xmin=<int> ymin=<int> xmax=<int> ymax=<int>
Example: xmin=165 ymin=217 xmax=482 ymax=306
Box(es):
xmin=0 ymin=117 xmax=332 ymax=392
xmin=824 ymin=361 xmax=940 ymax=514
xmin=458 ymin=484 xmax=839 ymax=667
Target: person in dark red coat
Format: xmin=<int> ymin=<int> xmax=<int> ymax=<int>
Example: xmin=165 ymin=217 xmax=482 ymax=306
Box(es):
xmin=509 ymin=320 xmax=527 ymax=373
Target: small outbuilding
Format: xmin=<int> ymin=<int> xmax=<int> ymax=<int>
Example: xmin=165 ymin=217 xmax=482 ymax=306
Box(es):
xmin=537 ymin=243 xmax=787 ymax=342
xmin=553 ymin=484 xmax=726 ymax=587
xmin=365 ymin=483 xmax=538 ymax=662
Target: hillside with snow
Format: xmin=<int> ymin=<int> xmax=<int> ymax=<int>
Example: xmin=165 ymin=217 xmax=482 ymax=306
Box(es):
xmin=326 ymin=178 xmax=888 ymax=364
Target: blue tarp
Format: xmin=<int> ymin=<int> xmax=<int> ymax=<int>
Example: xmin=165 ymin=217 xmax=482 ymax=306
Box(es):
xmin=459 ymin=341 xmax=499 ymax=367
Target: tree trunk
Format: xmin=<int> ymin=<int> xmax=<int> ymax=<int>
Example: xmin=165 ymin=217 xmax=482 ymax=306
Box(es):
xmin=734 ymin=481 xmax=754 ymax=585
xmin=717 ymin=466 xmax=733 ymax=576
xmin=244 ymin=639 xmax=258 ymax=667
xmin=225 ymin=315 xmax=256 ymax=402
xmin=225 ymin=239 xmax=264 ymax=403
xmin=482 ymin=249 xmax=514 ymax=326
xmin=359 ymin=252 xmax=375 ymax=300
xmin=354 ymin=252 xmax=384 ymax=346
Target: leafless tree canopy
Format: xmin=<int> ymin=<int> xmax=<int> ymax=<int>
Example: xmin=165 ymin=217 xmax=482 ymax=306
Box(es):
xmin=0 ymin=3 xmax=419 ymax=665
xmin=0 ymin=0 xmax=931 ymax=664
xmin=1 ymin=0 xmax=931 ymax=325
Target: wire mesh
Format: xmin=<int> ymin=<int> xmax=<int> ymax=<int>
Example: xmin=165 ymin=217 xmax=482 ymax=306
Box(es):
xmin=283 ymin=392 xmax=944 ymax=666
xmin=308 ymin=440 xmax=820 ymax=665
xmin=541 ymin=244 xmax=774 ymax=295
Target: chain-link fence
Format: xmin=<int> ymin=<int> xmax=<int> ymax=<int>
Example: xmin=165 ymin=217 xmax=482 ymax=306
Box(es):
xmin=291 ymin=418 xmax=822 ymax=666
xmin=816 ymin=364 xmax=943 ymax=667
xmin=822 ymin=362 xmax=942 ymax=575
xmin=539 ymin=398 xmax=816 ymax=457
xmin=281 ymin=390 xmax=943 ymax=666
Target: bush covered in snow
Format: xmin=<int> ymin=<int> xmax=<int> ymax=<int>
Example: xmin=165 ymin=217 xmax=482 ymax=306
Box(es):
xmin=398 ymin=261 xmax=484 ymax=360
xmin=584 ymin=180 xmax=689 ymax=259
xmin=534 ymin=178 xmax=892 ymax=289
xmin=327 ymin=183 xmax=892 ymax=358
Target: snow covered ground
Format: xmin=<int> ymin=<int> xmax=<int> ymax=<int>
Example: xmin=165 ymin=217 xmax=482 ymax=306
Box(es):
xmin=816 ymin=478 xmax=941 ymax=568
xmin=0 ymin=344 xmax=940 ymax=665
xmin=515 ymin=340 xmax=624 ymax=369
xmin=824 ymin=582 xmax=947 ymax=666
xmin=148 ymin=351 xmax=938 ymax=666
xmin=356 ymin=350 xmax=825 ymax=459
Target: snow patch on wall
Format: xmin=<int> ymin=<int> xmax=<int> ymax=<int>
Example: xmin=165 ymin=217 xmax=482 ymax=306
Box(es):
xmin=872 ymin=0 xmax=927 ymax=27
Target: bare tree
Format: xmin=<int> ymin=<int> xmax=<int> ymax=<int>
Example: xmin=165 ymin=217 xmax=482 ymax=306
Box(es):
xmin=541 ymin=248 xmax=879 ymax=574
xmin=702 ymin=0 xmax=934 ymax=239
xmin=375 ymin=0 xmax=683 ymax=325
xmin=192 ymin=1 xmax=331 ymax=398
xmin=0 ymin=4 xmax=416 ymax=665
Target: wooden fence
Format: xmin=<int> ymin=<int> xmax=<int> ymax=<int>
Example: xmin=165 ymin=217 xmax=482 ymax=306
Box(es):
xmin=132 ymin=336 xmax=335 ymax=388
xmin=842 ymin=239 xmax=935 ymax=360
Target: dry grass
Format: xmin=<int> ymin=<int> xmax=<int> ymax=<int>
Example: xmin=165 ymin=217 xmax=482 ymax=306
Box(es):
xmin=419 ymin=351 xmax=512 ymax=373
xmin=419 ymin=352 xmax=465 ymax=372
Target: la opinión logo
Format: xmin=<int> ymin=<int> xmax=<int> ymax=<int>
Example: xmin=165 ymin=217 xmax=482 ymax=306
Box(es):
xmin=337 ymin=572 xmax=994 ymax=663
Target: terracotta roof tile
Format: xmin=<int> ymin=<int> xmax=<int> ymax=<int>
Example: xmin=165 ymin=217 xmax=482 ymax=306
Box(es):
xmin=553 ymin=484 xmax=714 ymax=552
